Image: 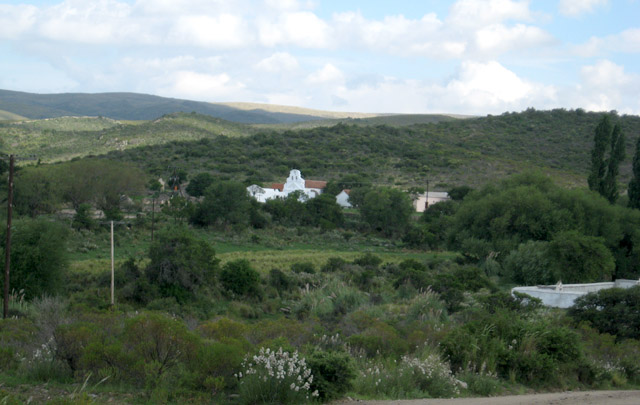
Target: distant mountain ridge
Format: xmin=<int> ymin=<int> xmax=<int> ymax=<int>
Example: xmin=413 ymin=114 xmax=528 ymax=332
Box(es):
xmin=0 ymin=89 xmax=349 ymax=124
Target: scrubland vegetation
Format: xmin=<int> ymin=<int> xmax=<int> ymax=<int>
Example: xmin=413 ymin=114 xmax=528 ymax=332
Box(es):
xmin=1 ymin=110 xmax=640 ymax=404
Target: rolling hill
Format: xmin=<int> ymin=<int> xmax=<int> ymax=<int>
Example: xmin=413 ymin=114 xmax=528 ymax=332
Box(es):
xmin=0 ymin=89 xmax=373 ymax=124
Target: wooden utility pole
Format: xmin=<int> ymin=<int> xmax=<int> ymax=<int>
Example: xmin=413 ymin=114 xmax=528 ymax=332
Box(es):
xmin=3 ymin=155 xmax=14 ymax=319
xmin=110 ymin=220 xmax=114 ymax=306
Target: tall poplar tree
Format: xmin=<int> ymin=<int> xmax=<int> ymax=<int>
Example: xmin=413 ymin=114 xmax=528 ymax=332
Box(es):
xmin=628 ymin=137 xmax=640 ymax=209
xmin=588 ymin=115 xmax=625 ymax=203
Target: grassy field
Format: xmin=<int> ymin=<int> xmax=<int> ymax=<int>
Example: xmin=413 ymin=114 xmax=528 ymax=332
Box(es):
xmin=64 ymin=223 xmax=457 ymax=278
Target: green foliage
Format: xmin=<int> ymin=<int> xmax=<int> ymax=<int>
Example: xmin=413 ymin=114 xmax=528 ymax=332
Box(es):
xmin=442 ymin=303 xmax=583 ymax=386
xmin=0 ymin=218 xmax=68 ymax=299
xmin=220 ymin=259 xmax=261 ymax=298
xmin=448 ymin=185 xmax=473 ymax=201
xmin=145 ymin=225 xmax=218 ymax=301
xmin=449 ymin=172 xmax=640 ymax=278
xmin=628 ymin=136 xmax=640 ymax=209
xmin=72 ymin=203 xmax=96 ymax=230
xmin=503 ymin=241 xmax=552 ymax=285
xmin=185 ymin=172 xmax=215 ymax=197
xmin=13 ymin=166 xmax=60 ymax=217
xmin=569 ymin=286 xmax=640 ymax=340
xmin=305 ymin=193 xmax=344 ymax=229
xmin=306 ymin=349 xmax=355 ymax=401
xmin=588 ymin=115 xmax=626 ymax=203
xmin=548 ymin=231 xmax=615 ymax=283
xmin=54 ymin=159 xmax=146 ymax=216
xmin=122 ymin=312 xmax=200 ymax=386
xmin=353 ymin=354 xmax=460 ymax=399
xmin=359 ymin=187 xmax=413 ymax=237
xmin=190 ymin=181 xmax=252 ymax=227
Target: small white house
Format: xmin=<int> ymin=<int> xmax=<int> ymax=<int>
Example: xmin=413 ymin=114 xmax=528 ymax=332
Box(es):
xmin=247 ymin=169 xmax=327 ymax=203
xmin=413 ymin=191 xmax=450 ymax=212
xmin=336 ymin=189 xmax=352 ymax=208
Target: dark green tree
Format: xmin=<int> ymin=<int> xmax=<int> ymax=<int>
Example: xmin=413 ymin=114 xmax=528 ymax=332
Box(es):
xmin=146 ymin=225 xmax=219 ymax=301
xmin=359 ymin=187 xmax=413 ymax=237
xmin=190 ymin=181 xmax=252 ymax=227
xmin=588 ymin=115 xmax=625 ymax=203
xmin=548 ymin=231 xmax=615 ymax=283
xmin=628 ymin=137 xmax=640 ymax=209
xmin=185 ymin=172 xmax=215 ymax=197
xmin=0 ymin=218 xmax=69 ymax=298
xmin=569 ymin=286 xmax=640 ymax=340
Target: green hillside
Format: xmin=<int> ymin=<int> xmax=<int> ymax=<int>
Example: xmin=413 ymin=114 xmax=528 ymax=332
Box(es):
xmin=0 ymin=109 xmax=26 ymax=120
xmin=102 ymin=108 xmax=640 ymax=189
xmin=3 ymin=108 xmax=639 ymax=189
xmin=0 ymin=112 xmax=254 ymax=162
xmin=0 ymin=89 xmax=346 ymax=123
xmin=253 ymin=113 xmax=467 ymax=131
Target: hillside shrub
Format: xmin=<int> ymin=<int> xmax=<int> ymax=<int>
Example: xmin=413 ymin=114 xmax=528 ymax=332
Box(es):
xmin=236 ymin=347 xmax=319 ymax=404
xmin=353 ymin=354 xmax=459 ymax=399
xmin=122 ymin=312 xmax=200 ymax=387
xmin=220 ymin=259 xmax=261 ymax=298
xmin=182 ymin=339 xmax=246 ymax=392
xmin=146 ymin=225 xmax=218 ymax=301
xmin=306 ymin=349 xmax=355 ymax=401
xmin=568 ymin=286 xmax=640 ymax=340
xmin=503 ymin=241 xmax=552 ymax=285
xmin=0 ymin=218 xmax=69 ymax=299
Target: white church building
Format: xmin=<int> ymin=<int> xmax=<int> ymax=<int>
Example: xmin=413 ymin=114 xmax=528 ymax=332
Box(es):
xmin=247 ymin=169 xmax=328 ymax=203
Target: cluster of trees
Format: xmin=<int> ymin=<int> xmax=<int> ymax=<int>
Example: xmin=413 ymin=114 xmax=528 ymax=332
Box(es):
xmin=12 ymin=158 xmax=146 ymax=219
xmin=409 ymin=171 xmax=640 ymax=284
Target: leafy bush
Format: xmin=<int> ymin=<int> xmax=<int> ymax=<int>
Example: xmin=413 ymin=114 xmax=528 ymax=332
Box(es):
xmin=548 ymin=231 xmax=615 ymax=283
xmin=503 ymin=240 xmax=552 ymax=285
xmin=569 ymin=286 xmax=640 ymax=340
xmin=0 ymin=218 xmax=69 ymax=299
xmin=145 ymin=225 xmax=218 ymax=301
xmin=306 ymin=349 xmax=355 ymax=401
xmin=182 ymin=338 xmax=246 ymax=392
xmin=220 ymin=259 xmax=261 ymax=297
xmin=122 ymin=312 xmax=200 ymax=386
xmin=237 ymin=347 xmax=319 ymax=404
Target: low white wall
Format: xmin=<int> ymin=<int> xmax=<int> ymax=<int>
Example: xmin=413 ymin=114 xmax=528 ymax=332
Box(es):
xmin=512 ymin=279 xmax=639 ymax=308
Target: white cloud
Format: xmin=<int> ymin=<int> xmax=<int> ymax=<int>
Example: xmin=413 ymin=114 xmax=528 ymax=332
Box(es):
xmin=574 ymin=28 xmax=640 ymax=57
xmin=38 ymin=0 xmax=135 ymax=44
xmin=446 ymin=60 xmax=541 ymax=106
xmin=258 ymin=11 xmax=330 ymax=47
xmin=168 ymin=13 xmax=250 ymax=48
xmin=255 ymin=52 xmax=299 ymax=72
xmin=447 ymin=0 xmax=532 ymax=28
xmin=559 ymin=0 xmax=608 ymax=17
xmin=573 ymin=60 xmax=640 ymax=113
xmin=474 ymin=23 xmax=555 ymax=55
xmin=0 ymin=4 xmax=37 ymax=39
xmin=165 ymin=71 xmax=246 ymax=100
xmin=307 ymin=64 xmax=344 ymax=84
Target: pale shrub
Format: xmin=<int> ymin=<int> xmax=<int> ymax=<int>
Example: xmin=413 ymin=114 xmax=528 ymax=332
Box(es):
xmin=236 ymin=347 xmax=319 ymax=404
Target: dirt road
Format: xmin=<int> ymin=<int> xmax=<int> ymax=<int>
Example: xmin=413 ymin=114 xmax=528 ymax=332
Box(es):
xmin=333 ymin=390 xmax=640 ymax=405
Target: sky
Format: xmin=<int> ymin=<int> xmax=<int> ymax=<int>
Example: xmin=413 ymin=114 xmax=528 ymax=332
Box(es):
xmin=0 ymin=0 xmax=639 ymax=115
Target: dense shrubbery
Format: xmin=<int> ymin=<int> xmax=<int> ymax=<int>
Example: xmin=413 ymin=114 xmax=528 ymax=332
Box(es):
xmin=449 ymin=172 xmax=640 ymax=281
xmin=569 ymin=286 xmax=640 ymax=340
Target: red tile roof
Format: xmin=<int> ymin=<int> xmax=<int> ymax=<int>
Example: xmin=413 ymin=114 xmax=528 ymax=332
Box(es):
xmin=271 ymin=183 xmax=284 ymax=191
xmin=305 ymin=180 xmax=327 ymax=189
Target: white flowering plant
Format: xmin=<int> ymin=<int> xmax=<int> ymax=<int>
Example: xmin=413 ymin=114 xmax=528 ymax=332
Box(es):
xmin=354 ymin=353 xmax=461 ymax=399
xmin=236 ymin=347 xmax=319 ymax=404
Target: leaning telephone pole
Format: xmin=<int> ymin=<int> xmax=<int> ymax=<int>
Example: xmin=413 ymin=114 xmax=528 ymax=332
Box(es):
xmin=2 ymin=154 xmax=37 ymax=319
xmin=3 ymin=155 xmax=14 ymax=319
